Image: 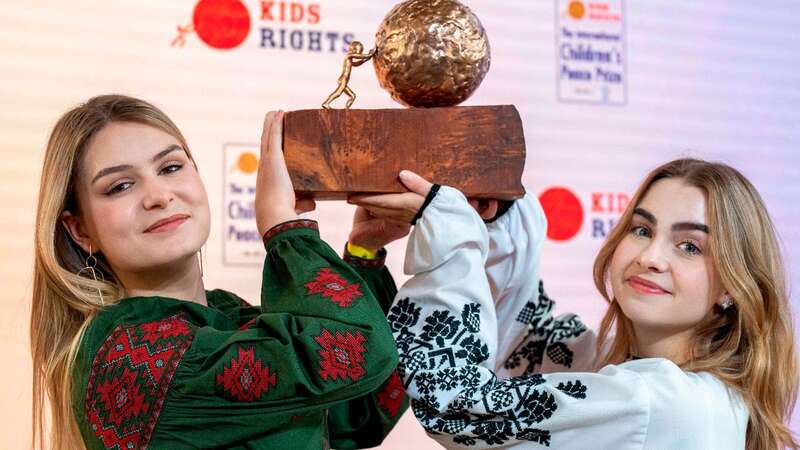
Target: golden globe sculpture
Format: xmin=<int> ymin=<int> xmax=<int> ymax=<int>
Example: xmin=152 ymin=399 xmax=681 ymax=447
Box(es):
xmin=322 ymin=0 xmax=491 ymax=109
xmin=302 ymin=0 xmax=524 ymax=201
xmin=374 ymin=0 xmax=491 ymax=107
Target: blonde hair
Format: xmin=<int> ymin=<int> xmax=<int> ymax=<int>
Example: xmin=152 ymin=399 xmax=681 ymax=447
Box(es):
xmin=593 ymin=158 xmax=798 ymax=450
xmin=30 ymin=95 xmax=194 ymax=449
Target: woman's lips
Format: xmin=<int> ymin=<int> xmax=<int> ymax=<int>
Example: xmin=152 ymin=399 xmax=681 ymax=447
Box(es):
xmin=145 ymin=214 xmax=189 ymax=233
xmin=627 ymin=276 xmax=671 ymax=295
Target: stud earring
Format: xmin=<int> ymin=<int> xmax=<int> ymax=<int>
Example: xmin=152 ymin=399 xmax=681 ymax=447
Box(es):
xmin=720 ymin=295 xmax=734 ymax=310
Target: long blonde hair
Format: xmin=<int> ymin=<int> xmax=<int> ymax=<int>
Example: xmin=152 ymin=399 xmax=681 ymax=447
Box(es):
xmin=593 ymin=158 xmax=798 ymax=450
xmin=30 ymin=95 xmax=194 ymax=449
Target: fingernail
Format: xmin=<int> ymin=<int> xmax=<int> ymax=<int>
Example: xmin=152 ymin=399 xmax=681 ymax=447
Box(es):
xmin=399 ymin=170 xmax=409 ymax=178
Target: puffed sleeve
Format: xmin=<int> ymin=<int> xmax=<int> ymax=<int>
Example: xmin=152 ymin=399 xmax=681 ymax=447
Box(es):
xmin=388 ymin=188 xmax=747 ymax=449
xmin=343 ymin=248 xmax=399 ymax=315
xmin=78 ymin=220 xmax=399 ymax=449
xmin=484 ymin=193 xmax=596 ymax=376
xmin=327 ymin=249 xmax=410 ymax=449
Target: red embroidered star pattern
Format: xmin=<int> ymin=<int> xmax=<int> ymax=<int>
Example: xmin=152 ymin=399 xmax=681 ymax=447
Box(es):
xmin=139 ymin=316 xmax=194 ymax=346
xmin=216 ymin=346 xmax=277 ymax=401
xmin=85 ymin=314 xmax=195 ymax=450
xmin=304 ymin=268 xmax=364 ymax=307
xmin=377 ymin=372 xmax=406 ymax=417
xmin=314 ymin=328 xmax=367 ymax=382
xmin=94 ymin=367 xmax=148 ymax=429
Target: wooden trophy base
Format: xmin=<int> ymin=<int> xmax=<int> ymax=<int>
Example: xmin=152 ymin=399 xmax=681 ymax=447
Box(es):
xmin=283 ymin=105 xmax=526 ymax=200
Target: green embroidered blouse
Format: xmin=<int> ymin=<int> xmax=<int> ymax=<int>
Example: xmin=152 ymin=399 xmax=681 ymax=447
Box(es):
xmin=71 ymin=220 xmax=408 ymax=449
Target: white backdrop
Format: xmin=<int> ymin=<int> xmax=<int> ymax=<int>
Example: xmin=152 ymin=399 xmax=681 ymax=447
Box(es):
xmin=1 ymin=1 xmax=798 ymax=448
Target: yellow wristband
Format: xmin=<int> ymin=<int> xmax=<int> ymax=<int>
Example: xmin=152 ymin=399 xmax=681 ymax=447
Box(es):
xmin=346 ymin=242 xmax=379 ymax=260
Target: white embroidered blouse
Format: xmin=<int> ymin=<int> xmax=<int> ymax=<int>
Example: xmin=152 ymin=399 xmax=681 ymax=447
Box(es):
xmin=388 ymin=186 xmax=749 ymax=449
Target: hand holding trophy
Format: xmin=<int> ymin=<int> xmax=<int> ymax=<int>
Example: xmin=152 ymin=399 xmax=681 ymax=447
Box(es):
xmin=283 ymin=0 xmax=526 ymax=200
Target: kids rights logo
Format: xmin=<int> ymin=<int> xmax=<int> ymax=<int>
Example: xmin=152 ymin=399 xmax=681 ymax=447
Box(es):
xmin=171 ymin=0 xmax=354 ymax=53
xmin=539 ymin=187 xmax=583 ymax=242
xmin=538 ymin=187 xmax=629 ymax=242
xmin=172 ymin=0 xmax=252 ymax=49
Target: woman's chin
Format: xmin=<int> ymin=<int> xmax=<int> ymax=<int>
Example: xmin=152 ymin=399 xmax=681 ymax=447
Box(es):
xmin=617 ymin=296 xmax=671 ymax=328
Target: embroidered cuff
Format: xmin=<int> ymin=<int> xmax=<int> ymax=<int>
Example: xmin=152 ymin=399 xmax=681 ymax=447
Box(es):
xmin=262 ymin=219 xmax=319 ymax=248
xmin=411 ymin=184 xmax=441 ymax=225
xmin=343 ymin=244 xmax=387 ymax=269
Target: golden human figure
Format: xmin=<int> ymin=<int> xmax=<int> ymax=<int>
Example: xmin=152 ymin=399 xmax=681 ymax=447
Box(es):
xmin=322 ymin=41 xmax=376 ymax=109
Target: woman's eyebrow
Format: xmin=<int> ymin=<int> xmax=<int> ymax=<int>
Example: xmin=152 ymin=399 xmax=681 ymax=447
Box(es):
xmin=151 ymin=144 xmax=183 ymax=162
xmin=633 ymin=207 xmax=656 ymax=224
xmin=91 ymin=145 xmax=183 ymax=186
xmin=634 ymin=207 xmax=709 ymax=233
xmin=91 ymin=164 xmax=133 ymax=186
xmin=672 ymin=222 xmax=709 ymax=234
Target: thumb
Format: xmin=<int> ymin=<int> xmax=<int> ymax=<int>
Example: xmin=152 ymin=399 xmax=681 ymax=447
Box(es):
xmin=261 ymin=110 xmax=285 ymax=159
xmin=260 ymin=111 xmax=276 ymax=156
xmin=399 ymin=170 xmax=434 ymax=196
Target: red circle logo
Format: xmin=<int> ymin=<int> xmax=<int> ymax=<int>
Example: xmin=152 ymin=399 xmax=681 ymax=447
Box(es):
xmin=193 ymin=0 xmax=251 ymax=50
xmin=538 ymin=187 xmax=583 ymax=241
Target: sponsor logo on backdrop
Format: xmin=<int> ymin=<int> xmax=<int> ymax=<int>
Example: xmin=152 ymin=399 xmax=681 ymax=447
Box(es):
xmin=588 ymin=190 xmax=629 ymax=238
xmin=539 ymin=187 xmax=584 ymax=241
xmin=539 ymin=186 xmax=629 ymax=241
xmin=172 ymin=0 xmax=355 ymax=53
xmin=555 ymin=0 xmax=627 ymax=104
xmin=223 ymin=143 xmax=263 ymax=266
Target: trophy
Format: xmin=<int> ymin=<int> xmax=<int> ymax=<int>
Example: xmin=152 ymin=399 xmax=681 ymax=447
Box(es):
xmin=283 ymin=0 xmax=526 ymax=199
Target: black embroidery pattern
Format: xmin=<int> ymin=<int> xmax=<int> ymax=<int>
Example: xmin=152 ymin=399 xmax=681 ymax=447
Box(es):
xmin=505 ymin=281 xmax=588 ymax=372
xmin=515 ymin=281 xmax=554 ymax=325
xmin=390 ymin=298 xmax=589 ymax=447
xmin=556 ymin=381 xmax=587 ymax=399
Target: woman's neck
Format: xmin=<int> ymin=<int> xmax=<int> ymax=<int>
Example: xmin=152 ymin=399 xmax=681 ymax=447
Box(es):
xmin=117 ymin=255 xmax=207 ymax=306
xmin=632 ymin=325 xmax=693 ymax=365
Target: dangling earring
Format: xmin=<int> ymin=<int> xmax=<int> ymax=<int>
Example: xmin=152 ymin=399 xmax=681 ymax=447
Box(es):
xmin=78 ymin=244 xmax=106 ymax=306
xmin=720 ymin=294 xmax=734 ymax=310
xmin=198 ymin=247 xmax=205 ymax=278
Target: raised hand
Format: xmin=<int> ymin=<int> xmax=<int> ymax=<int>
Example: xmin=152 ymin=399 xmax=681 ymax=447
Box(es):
xmin=255 ymin=111 xmax=302 ymax=235
xmin=347 ymin=170 xmax=433 ymax=223
xmin=347 ymin=206 xmax=411 ymax=253
xmin=349 ymin=170 xmax=500 ymax=223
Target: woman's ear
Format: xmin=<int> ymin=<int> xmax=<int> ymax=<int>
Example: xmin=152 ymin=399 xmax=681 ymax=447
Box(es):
xmin=61 ymin=210 xmax=93 ymax=253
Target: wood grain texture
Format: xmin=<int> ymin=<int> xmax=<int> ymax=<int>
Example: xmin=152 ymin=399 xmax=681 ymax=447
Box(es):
xmin=283 ymin=105 xmax=526 ymax=199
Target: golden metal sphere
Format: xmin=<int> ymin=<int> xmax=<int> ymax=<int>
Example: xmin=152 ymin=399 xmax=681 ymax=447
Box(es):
xmin=373 ymin=0 xmax=491 ymax=108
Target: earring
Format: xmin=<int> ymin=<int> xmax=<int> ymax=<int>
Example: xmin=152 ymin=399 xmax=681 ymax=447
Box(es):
xmin=78 ymin=244 xmax=106 ymax=306
xmin=720 ymin=295 xmax=734 ymax=310
xmin=198 ymin=247 xmax=205 ymax=278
